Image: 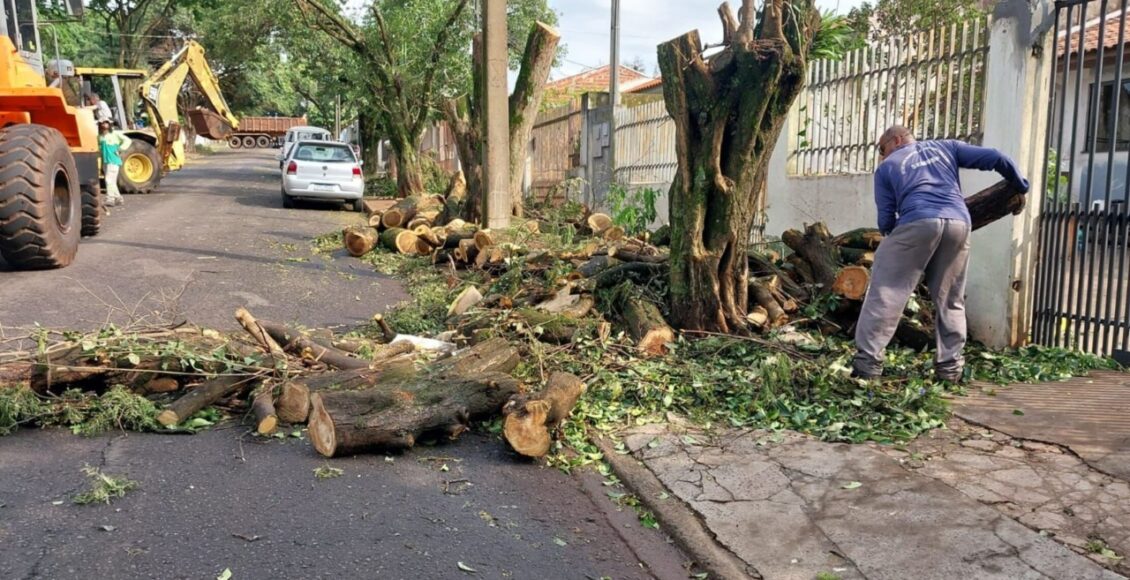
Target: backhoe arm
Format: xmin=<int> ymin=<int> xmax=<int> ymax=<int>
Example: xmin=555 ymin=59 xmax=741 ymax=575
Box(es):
xmin=138 ymin=40 xmax=239 ymax=171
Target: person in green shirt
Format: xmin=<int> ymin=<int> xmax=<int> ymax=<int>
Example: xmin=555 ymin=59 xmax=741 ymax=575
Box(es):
xmin=98 ymin=120 xmax=132 ymax=207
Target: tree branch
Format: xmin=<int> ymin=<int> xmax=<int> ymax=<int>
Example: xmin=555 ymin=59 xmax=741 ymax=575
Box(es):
xmin=411 ymin=0 xmax=471 ymax=134
xmin=718 ymin=2 xmax=739 ymax=45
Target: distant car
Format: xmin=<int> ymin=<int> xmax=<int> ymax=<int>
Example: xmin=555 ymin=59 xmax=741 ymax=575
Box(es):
xmin=281 ymin=140 xmax=365 ymax=211
xmin=276 ymin=126 xmax=333 ymax=168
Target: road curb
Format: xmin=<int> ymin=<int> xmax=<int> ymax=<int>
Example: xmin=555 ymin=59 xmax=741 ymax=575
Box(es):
xmin=591 ymin=432 xmax=759 ymax=580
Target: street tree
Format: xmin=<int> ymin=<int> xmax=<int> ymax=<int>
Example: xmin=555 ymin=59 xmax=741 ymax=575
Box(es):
xmin=847 ymin=0 xmax=988 ymax=39
xmin=659 ymin=0 xmax=819 ymax=333
xmin=294 ymin=0 xmax=473 ymax=197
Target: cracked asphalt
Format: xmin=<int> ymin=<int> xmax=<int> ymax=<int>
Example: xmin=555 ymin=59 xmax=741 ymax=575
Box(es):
xmin=0 ymin=150 xmax=690 ymax=579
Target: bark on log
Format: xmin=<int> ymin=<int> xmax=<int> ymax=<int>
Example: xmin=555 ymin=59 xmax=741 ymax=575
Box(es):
xmin=782 ymin=223 xmax=841 ymax=291
xmin=444 ymin=170 xmax=467 ymax=221
xmin=276 ymin=381 xmax=310 ymax=424
xmin=251 ymin=388 xmax=278 ymax=435
xmin=832 ymin=266 xmax=871 ymax=301
xmin=840 ymin=247 xmax=876 ymax=267
xmin=157 ymin=376 xmax=251 ymax=427
xmin=578 ymin=255 xmax=617 ymax=278
xmin=749 ymin=279 xmax=788 ymax=328
xmin=622 ymin=298 xmax=675 ymax=356
xmin=650 ymin=224 xmax=671 ymax=247
xmin=786 ymin=254 xmax=816 ymax=285
xmin=502 ymin=372 xmax=585 ymax=458
xmin=308 ymin=372 xmax=521 ymax=457
xmin=455 ymin=238 xmax=480 ymax=263
xmin=832 ymin=228 xmax=883 ymax=250
xmin=967 ymin=180 xmax=1027 ymax=231
xmin=258 ymin=321 xmax=371 ymax=370
xmin=235 ymin=308 xmax=287 ymax=371
xmin=612 ymin=247 xmax=667 ymax=264
xmin=381 ymin=195 xmax=444 ymax=230
xmin=443 ymin=228 xmax=477 ymax=249
xmin=447 ymin=286 xmax=484 ymax=317
xmin=593 ymin=262 xmax=669 ymax=289
xmin=371 ymin=314 xmax=397 ymax=343
xmin=508 ymin=22 xmax=562 ymax=216
xmin=748 ymin=251 xmax=809 ymax=301
xmin=343 ymin=226 xmax=379 ymax=257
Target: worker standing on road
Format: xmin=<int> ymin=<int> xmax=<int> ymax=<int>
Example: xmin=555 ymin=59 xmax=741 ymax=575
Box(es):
xmin=852 ymin=126 xmax=1030 ymax=382
xmin=98 ymin=120 xmax=132 ymax=208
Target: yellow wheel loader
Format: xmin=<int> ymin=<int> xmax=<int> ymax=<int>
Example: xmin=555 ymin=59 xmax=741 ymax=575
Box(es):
xmin=0 ymin=0 xmax=100 ymax=270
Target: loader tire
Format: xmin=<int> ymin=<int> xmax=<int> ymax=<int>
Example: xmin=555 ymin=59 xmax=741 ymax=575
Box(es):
xmin=119 ymin=140 xmax=162 ymax=194
xmin=81 ymin=180 xmax=103 ymax=237
xmin=0 ymin=124 xmax=82 ymax=269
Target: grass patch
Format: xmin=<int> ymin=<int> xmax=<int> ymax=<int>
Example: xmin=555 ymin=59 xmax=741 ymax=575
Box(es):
xmin=73 ymin=465 xmax=139 ymax=505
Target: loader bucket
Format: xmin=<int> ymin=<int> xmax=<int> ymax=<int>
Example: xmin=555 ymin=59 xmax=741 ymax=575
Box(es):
xmin=188 ymin=108 xmax=234 ymax=140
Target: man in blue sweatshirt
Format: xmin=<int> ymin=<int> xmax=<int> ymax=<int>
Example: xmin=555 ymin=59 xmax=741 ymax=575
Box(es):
xmin=853 ymin=126 xmax=1030 ymax=381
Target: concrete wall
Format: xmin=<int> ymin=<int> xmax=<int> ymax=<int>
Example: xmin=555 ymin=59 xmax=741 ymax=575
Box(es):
xmin=765 ymin=1 xmax=1054 ymax=348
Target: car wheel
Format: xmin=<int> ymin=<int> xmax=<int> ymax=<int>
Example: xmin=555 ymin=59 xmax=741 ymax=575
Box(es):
xmin=351 ymin=199 xmax=365 ymax=212
xmin=281 ymin=188 xmax=294 ymax=209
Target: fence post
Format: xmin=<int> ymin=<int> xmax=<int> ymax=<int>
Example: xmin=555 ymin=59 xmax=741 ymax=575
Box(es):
xmin=963 ymin=1 xmax=1053 ymax=348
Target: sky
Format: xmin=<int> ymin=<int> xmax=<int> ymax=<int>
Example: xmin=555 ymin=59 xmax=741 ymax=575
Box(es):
xmin=547 ymin=0 xmax=867 ymax=79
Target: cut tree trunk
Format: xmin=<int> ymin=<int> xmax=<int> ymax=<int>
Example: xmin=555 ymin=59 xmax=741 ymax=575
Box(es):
xmin=157 ymin=376 xmax=252 ymax=427
xmin=782 ymin=222 xmax=841 ymax=291
xmin=251 ymin=388 xmax=278 ymax=435
xmin=622 ymin=297 xmax=676 ymax=356
xmin=343 ymin=226 xmax=379 ymax=257
xmin=832 ymin=265 xmax=870 ymax=301
xmin=749 ymin=279 xmax=788 ymax=328
xmin=508 ymin=22 xmax=562 ymax=217
xmin=502 ymin=372 xmax=585 ymax=458
xmin=308 ymin=372 xmax=521 ymax=457
xmin=661 ymin=0 xmax=819 ymax=333
xmin=382 ymin=195 xmax=443 ymax=229
xmin=586 ymin=213 xmax=612 ymax=234
xmin=380 ymin=228 xmax=423 ymax=255
xmin=276 ymin=381 xmax=310 ymax=424
xmin=748 ymin=251 xmax=809 ymax=301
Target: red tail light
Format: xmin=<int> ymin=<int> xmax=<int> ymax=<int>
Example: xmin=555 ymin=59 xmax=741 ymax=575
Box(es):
xmin=286 ymin=161 xmax=297 ymax=175
xmin=352 ymin=166 xmax=362 ymax=178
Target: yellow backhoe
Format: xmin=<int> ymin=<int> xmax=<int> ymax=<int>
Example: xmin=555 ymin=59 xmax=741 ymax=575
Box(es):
xmin=70 ymin=40 xmax=238 ymax=193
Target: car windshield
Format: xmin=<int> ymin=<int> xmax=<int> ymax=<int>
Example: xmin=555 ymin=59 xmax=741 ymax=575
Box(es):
xmin=294 ymin=144 xmax=354 ymax=162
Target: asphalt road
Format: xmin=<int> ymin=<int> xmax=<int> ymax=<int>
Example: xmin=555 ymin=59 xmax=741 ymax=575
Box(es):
xmin=0 ymin=150 xmax=690 ymax=579
xmin=0 ymin=149 xmax=408 ymax=337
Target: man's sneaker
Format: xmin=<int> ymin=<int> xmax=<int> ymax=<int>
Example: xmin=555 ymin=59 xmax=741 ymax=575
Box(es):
xmin=936 ymin=369 xmax=964 ymax=383
xmin=850 ymin=369 xmax=879 ymax=380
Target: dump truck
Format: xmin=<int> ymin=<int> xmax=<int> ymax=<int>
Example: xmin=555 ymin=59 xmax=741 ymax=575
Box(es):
xmin=221 ymin=115 xmax=308 ymax=149
xmin=0 ymin=0 xmax=101 ymax=270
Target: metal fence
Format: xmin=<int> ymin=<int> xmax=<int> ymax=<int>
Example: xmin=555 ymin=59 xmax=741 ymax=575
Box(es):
xmin=1032 ymin=1 xmax=1130 ymax=360
xmin=793 ymin=17 xmax=991 ymax=176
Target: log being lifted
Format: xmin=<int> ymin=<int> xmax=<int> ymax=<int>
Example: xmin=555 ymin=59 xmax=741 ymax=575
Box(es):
xmin=343 ymin=226 xmax=379 ymax=257
xmin=967 ymin=180 xmax=1026 ymax=231
xmin=307 ymin=338 xmax=521 ymax=457
xmin=503 ymin=372 xmax=586 ymax=458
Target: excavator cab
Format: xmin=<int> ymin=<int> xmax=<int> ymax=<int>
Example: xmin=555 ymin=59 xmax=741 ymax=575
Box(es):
xmin=0 ymin=0 xmax=102 ymax=270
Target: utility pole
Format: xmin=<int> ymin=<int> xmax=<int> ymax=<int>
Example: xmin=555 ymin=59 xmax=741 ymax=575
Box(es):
xmin=334 ymin=94 xmax=342 ymax=139
xmin=609 ymin=0 xmax=621 ymax=187
xmin=481 ymin=0 xmax=510 ymax=229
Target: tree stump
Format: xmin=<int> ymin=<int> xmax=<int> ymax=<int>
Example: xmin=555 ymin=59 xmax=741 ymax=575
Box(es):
xmin=661 ymin=0 xmax=819 ymax=333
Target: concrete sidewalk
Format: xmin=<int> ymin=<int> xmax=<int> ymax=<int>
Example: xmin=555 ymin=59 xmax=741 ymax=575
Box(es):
xmin=613 ymin=424 xmax=1124 ymax=580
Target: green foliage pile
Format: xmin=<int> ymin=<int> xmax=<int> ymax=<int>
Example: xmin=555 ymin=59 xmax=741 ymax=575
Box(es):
xmin=607 ymin=185 xmax=659 ymax=236
xmin=315 ymin=222 xmax=1116 ymax=469
xmin=0 ymin=386 xmax=160 ymax=437
xmin=365 ymin=177 xmax=398 ymax=198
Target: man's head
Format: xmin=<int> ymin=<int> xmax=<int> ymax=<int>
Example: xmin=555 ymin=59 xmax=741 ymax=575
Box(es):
xmin=87 ymin=93 xmax=101 ymax=105
xmin=878 ymin=125 xmax=915 ymax=160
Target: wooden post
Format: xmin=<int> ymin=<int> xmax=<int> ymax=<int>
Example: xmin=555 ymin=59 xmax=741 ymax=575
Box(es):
xmin=481 ymin=0 xmax=511 ymax=229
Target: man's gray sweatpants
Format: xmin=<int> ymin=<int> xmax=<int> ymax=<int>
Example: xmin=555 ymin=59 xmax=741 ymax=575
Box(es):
xmin=853 ymin=218 xmax=971 ymax=378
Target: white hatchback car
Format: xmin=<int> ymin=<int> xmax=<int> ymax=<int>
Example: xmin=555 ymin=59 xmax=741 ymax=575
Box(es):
xmin=281 ymin=141 xmax=365 ymax=211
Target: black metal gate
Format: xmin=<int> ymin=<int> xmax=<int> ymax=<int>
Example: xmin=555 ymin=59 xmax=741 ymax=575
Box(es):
xmin=1033 ymin=0 xmax=1130 ymax=360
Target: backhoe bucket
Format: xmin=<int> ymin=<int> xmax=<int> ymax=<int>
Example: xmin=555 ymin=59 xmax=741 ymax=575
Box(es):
xmin=188 ymin=108 xmax=234 ymax=140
